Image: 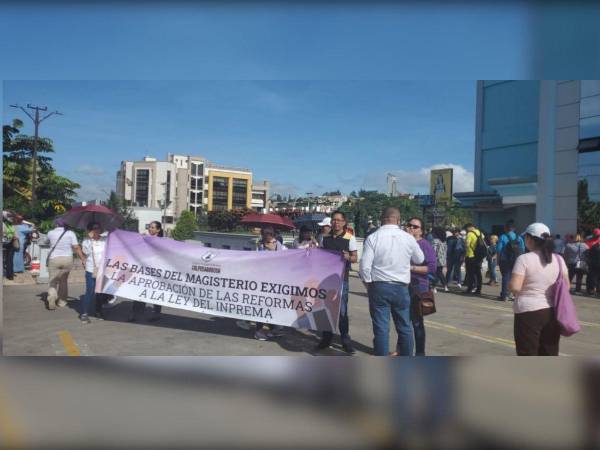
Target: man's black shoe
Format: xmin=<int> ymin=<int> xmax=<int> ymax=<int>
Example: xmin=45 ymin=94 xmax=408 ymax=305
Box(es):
xmin=315 ymin=340 xmax=331 ymax=350
xmin=342 ymin=343 xmax=356 ymax=354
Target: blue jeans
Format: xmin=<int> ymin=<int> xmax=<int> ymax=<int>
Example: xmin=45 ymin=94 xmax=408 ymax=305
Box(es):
xmin=410 ymin=284 xmax=428 ymax=356
xmin=82 ymin=271 xmax=96 ymax=316
xmin=500 ymin=262 xmax=512 ymax=299
xmin=322 ymin=279 xmax=350 ymax=343
xmin=446 ymin=257 xmax=461 ymax=284
xmin=488 ymin=258 xmax=498 ymax=283
xmin=368 ymin=281 xmax=413 ymax=356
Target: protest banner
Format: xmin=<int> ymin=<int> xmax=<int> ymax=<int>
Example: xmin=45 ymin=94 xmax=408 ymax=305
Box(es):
xmin=97 ymin=230 xmax=345 ymax=332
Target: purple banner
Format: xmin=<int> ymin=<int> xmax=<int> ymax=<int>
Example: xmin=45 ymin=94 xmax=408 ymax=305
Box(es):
xmin=97 ymin=230 xmax=345 ymax=332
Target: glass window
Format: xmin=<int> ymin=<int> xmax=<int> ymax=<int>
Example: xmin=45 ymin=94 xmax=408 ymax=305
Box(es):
xmin=582 ymin=80 xmax=600 ymax=98
xmin=580 ymin=95 xmax=600 ymax=119
xmin=212 ymin=177 xmax=229 ymax=210
xmin=232 ymin=178 xmax=248 ymax=208
xmin=135 ymin=169 xmax=149 ymax=207
xmin=165 ymin=171 xmax=171 ymax=204
xmin=580 ymin=116 xmax=600 ymax=140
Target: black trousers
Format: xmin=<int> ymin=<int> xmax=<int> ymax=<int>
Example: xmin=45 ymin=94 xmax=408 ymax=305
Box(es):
xmin=132 ymin=301 xmax=162 ymax=316
xmin=465 ymin=258 xmax=482 ymax=293
xmin=586 ymin=266 xmax=600 ymax=294
xmin=514 ymin=308 xmax=560 ymax=356
xmin=567 ymin=263 xmax=585 ymax=292
xmin=3 ymin=242 xmax=15 ymax=279
xmin=434 ymin=266 xmax=447 ymax=288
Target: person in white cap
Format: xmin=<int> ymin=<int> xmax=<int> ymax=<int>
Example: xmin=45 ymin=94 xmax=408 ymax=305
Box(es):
xmin=509 ymin=222 xmax=570 ymax=356
xmin=316 ymin=216 xmax=332 ymax=247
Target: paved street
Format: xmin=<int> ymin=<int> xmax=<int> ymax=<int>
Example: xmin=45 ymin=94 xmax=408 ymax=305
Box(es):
xmin=3 ymin=272 xmax=600 ymax=356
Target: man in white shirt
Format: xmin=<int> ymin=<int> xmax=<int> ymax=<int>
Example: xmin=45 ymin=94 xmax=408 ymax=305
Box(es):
xmin=359 ymin=207 xmax=424 ymax=356
xmin=46 ymin=219 xmax=86 ymax=310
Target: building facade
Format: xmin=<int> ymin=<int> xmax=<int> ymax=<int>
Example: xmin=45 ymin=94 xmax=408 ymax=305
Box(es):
xmin=455 ymin=80 xmax=600 ymax=236
xmin=117 ymin=154 xmax=267 ymax=228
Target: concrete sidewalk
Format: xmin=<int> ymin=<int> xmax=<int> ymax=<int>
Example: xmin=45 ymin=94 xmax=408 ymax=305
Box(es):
xmin=3 ymin=272 xmax=600 ymax=356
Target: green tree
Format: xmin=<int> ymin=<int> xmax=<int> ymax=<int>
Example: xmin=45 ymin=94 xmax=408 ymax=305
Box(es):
xmin=339 ymin=190 xmax=420 ymax=237
xmin=3 ymin=119 xmax=80 ymax=225
xmin=105 ymin=190 xmax=139 ymax=231
xmin=207 ymin=208 xmax=252 ymax=231
xmin=578 ymin=179 xmax=600 ymax=235
xmin=172 ymin=210 xmax=199 ymax=241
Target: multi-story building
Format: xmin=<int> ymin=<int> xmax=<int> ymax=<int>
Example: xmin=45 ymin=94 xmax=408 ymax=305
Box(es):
xmin=455 ymin=80 xmax=600 ymax=236
xmin=116 ymin=153 xmax=267 ymax=230
xmin=251 ymin=181 xmax=270 ymax=212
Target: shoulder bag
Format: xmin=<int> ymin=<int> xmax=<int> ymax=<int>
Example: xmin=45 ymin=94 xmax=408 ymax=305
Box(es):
xmin=45 ymin=229 xmax=68 ymax=266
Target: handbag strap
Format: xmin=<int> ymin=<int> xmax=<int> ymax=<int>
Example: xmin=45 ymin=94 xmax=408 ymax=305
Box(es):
xmin=46 ymin=229 xmax=68 ymax=263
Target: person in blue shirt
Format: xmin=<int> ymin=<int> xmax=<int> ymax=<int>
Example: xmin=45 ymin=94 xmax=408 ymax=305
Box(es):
xmin=496 ymin=220 xmax=526 ymax=301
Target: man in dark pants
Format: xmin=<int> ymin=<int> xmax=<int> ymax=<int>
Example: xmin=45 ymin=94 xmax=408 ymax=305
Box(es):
xmin=316 ymin=210 xmax=358 ymax=354
xmin=496 ymin=220 xmax=525 ymax=301
xmin=3 ymin=212 xmax=16 ymax=280
xmin=464 ymin=223 xmax=485 ymax=294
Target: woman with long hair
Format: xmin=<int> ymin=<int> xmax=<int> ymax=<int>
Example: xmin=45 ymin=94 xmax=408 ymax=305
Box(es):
xmin=509 ymin=223 xmax=569 ymax=356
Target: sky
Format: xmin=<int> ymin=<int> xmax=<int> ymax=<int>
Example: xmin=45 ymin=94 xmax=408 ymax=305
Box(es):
xmin=3 ymin=80 xmax=476 ymax=201
xmin=3 ymin=2 xmax=599 ymax=202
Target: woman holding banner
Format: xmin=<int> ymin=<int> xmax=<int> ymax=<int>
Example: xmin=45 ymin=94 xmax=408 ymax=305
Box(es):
xmin=80 ymin=222 xmax=108 ymax=324
xmin=128 ymin=221 xmax=164 ymax=322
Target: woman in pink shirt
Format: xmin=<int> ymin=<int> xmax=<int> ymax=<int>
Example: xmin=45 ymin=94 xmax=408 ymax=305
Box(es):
xmin=509 ymin=223 xmax=569 ymax=356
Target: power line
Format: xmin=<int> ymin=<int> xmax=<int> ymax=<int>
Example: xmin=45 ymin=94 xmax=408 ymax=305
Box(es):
xmin=9 ymin=103 xmax=63 ymax=207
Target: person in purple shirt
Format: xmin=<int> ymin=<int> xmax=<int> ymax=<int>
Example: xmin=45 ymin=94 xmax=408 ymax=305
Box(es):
xmin=405 ymin=217 xmax=437 ymax=356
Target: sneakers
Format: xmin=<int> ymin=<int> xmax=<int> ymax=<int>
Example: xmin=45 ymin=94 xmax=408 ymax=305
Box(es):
xmin=236 ymin=320 xmax=252 ymax=331
xmin=456 ymin=283 xmax=462 ymax=288
xmin=444 ymin=286 xmax=449 ymax=292
xmin=107 ymin=296 xmax=117 ymax=305
xmin=79 ymin=314 xmax=91 ymax=324
xmin=47 ymin=291 xmax=57 ymax=310
xmin=254 ymin=329 xmax=269 ymax=341
xmin=432 ymin=288 xmax=438 ymax=293
xmin=57 ymin=299 xmax=67 ymax=308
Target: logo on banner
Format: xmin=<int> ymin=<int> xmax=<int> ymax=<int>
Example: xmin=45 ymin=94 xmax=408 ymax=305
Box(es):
xmin=193 ymin=251 xmax=221 ymax=273
xmin=201 ymin=252 xmax=217 ymax=262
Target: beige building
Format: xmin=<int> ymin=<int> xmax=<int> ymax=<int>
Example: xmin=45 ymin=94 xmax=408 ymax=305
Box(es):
xmin=116 ymin=154 xmax=269 ymax=227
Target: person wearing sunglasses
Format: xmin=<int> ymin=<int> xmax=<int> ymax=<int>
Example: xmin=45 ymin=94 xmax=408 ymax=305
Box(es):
xmin=405 ymin=217 xmax=437 ymax=356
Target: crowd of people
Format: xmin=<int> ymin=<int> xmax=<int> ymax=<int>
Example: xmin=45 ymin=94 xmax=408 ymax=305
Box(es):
xmin=2 ymin=210 xmax=35 ymax=281
xmin=4 ymin=206 xmax=591 ymax=356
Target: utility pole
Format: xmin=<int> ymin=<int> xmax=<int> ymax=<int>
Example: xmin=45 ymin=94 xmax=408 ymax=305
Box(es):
xmin=10 ymin=104 xmax=63 ymax=207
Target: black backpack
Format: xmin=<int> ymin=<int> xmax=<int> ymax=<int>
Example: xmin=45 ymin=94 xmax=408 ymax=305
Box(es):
xmin=472 ymin=231 xmax=488 ymax=261
xmin=503 ymin=234 xmax=523 ymax=267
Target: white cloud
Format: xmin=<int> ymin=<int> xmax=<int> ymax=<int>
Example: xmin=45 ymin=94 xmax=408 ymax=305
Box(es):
xmin=337 ymin=164 xmax=474 ymax=195
xmin=75 ymin=164 xmax=106 ymax=176
xmin=391 ymin=164 xmax=474 ymax=195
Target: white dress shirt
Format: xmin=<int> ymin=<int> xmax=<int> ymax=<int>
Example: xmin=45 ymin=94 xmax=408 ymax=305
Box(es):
xmin=359 ymin=224 xmax=425 ymax=284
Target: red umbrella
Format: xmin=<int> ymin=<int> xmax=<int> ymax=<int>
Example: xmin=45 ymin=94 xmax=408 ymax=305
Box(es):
xmin=240 ymin=213 xmax=296 ymax=231
xmin=62 ymin=205 xmax=124 ymax=231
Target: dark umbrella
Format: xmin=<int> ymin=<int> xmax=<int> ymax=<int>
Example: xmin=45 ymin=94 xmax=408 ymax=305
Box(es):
xmin=240 ymin=213 xmax=296 ymax=231
xmin=61 ymin=205 xmax=124 ymax=231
